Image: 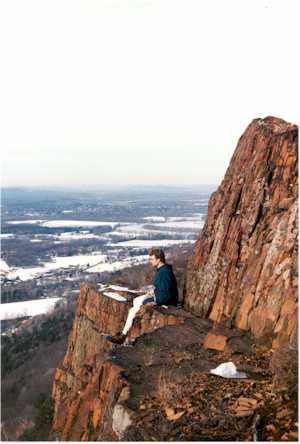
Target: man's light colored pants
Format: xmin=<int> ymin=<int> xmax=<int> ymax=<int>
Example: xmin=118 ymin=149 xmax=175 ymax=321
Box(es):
xmin=122 ymin=294 xmax=155 ymax=335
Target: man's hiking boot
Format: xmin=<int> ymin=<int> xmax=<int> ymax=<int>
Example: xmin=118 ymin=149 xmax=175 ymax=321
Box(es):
xmin=106 ymin=332 xmax=127 ymax=344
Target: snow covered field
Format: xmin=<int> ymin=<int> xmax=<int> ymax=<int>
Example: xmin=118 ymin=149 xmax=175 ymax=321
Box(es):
xmin=0 ymin=297 xmax=62 ymax=320
xmin=1 ymin=213 xmax=205 ymax=282
xmin=5 ymin=214 xmax=204 ymax=238
xmin=104 ymin=214 xmax=204 ymax=239
xmin=1 ymin=192 xmax=210 ymax=325
xmin=153 ymin=220 xmax=204 ymax=230
xmin=86 ymin=254 xmax=149 ymax=273
xmin=143 ymin=216 xmax=166 ymax=222
xmin=7 ymin=219 xmax=46 ymax=225
xmin=0 ymin=253 xmax=149 ymax=281
xmin=7 ymin=219 xmax=120 ymax=228
xmin=107 ymin=224 xmax=186 ymax=238
xmin=0 ymin=253 xmax=107 ymax=281
xmin=55 ymin=231 xmax=108 ymax=241
xmin=109 ymin=239 xmax=195 ymax=248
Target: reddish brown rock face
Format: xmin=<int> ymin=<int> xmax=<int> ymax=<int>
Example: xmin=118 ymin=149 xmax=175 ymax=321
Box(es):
xmin=49 ymin=284 xmax=187 ymax=441
xmin=203 ymin=332 xmax=228 ymax=351
xmin=184 ymin=116 xmax=298 ymax=348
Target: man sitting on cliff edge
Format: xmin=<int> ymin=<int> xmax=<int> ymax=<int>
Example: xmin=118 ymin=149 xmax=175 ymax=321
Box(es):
xmin=106 ymin=247 xmax=179 ymax=345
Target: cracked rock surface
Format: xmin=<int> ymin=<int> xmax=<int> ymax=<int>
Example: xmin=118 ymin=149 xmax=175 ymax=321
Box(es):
xmin=184 ymin=116 xmax=298 ymax=349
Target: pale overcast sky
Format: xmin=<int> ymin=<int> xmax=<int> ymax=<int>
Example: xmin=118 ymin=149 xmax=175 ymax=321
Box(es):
xmin=1 ymin=0 xmax=299 ymax=188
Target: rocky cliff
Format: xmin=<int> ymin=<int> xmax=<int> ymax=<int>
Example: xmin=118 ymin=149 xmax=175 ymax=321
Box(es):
xmin=49 ymin=116 xmax=298 ymax=441
xmin=51 ymin=281 xmax=285 ymax=441
xmin=49 ymin=283 xmax=191 ymax=441
xmin=184 ymin=116 xmax=298 ymax=348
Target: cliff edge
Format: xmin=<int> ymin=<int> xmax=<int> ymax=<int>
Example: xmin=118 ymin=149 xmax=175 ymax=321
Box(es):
xmin=49 ymin=283 xmax=192 ymax=440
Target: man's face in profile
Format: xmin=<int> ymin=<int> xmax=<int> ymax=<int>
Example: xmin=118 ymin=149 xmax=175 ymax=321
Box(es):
xmin=149 ymin=254 xmax=161 ymax=268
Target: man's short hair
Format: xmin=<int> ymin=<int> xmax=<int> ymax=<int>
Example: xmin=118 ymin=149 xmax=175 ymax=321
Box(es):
xmin=149 ymin=247 xmax=166 ymax=263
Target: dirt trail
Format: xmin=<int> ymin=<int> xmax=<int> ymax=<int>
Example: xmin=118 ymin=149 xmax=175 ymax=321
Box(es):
xmin=110 ymin=313 xmax=297 ymax=441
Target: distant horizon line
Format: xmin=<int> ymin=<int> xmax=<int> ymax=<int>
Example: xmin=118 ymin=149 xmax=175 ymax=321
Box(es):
xmin=1 ymin=183 xmax=219 ymax=190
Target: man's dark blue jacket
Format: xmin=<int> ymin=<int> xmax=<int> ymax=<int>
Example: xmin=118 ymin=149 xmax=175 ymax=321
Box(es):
xmin=154 ymin=263 xmax=178 ymax=306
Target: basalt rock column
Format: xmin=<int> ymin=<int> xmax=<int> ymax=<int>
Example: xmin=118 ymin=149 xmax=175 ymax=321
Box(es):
xmin=184 ymin=116 xmax=298 ymax=348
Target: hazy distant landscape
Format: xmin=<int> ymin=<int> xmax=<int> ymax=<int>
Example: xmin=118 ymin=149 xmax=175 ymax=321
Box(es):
xmin=1 ymin=185 xmax=214 ymax=321
xmin=1 ymin=184 xmax=214 ymax=440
